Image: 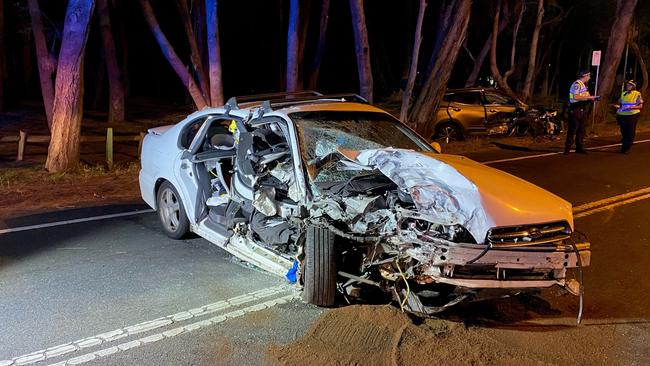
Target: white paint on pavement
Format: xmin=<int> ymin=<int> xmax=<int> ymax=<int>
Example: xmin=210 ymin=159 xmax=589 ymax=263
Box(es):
xmin=481 ymin=138 xmax=650 ymax=165
xmin=46 ymin=294 xmax=296 ymax=366
xmin=0 ymin=210 xmax=155 ymax=235
xmin=0 ymin=286 xmax=292 ymax=366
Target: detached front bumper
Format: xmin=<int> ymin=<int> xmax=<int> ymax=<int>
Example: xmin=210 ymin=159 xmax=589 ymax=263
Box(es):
xmin=410 ymin=242 xmax=591 ymax=289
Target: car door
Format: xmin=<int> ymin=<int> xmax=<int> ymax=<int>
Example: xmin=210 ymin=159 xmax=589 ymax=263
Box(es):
xmin=483 ymin=90 xmax=518 ymax=127
xmin=175 ymin=114 xmax=237 ymax=224
xmin=231 ymin=115 xmax=293 ymax=204
xmin=446 ymin=91 xmax=486 ymax=133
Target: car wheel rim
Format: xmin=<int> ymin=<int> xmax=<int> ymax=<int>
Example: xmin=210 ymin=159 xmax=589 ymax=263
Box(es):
xmin=516 ymin=125 xmax=530 ymax=136
xmin=439 ymin=126 xmax=458 ymax=143
xmin=160 ymin=188 xmax=181 ymax=232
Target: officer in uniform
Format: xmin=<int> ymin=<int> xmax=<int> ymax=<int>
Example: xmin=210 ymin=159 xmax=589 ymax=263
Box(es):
xmin=614 ymin=80 xmax=644 ymax=154
xmin=565 ymin=70 xmax=599 ymax=154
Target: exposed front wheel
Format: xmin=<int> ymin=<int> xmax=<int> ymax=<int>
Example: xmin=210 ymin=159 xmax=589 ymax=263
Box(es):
xmin=433 ymin=122 xmax=463 ymax=143
xmin=157 ymin=181 xmax=190 ymax=239
xmin=303 ymin=226 xmax=337 ymax=307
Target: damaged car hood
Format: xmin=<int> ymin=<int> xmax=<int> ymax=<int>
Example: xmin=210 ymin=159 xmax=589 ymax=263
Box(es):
xmin=342 ymin=148 xmax=573 ymax=243
xmin=427 ymin=153 xmax=573 ymax=230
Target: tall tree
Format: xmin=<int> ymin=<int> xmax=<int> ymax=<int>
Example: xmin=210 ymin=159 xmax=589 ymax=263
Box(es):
xmin=400 ymin=0 xmax=427 ymax=122
xmin=177 ymin=0 xmax=209 ymax=101
xmin=206 ymin=0 xmax=224 ymax=106
xmin=0 ymin=0 xmax=5 ymax=111
xmin=490 ymin=0 xmax=524 ymax=98
xmin=286 ymin=0 xmax=300 ymax=91
xmin=308 ymin=0 xmax=330 ymax=90
xmin=97 ymin=0 xmax=125 ymax=123
xmin=521 ymin=0 xmax=544 ymax=102
xmin=464 ymin=3 xmax=510 ymax=87
xmin=408 ymin=0 xmax=471 ymax=133
xmin=594 ymin=0 xmax=638 ymax=124
xmin=139 ymin=0 xmax=208 ymax=109
xmin=45 ymin=0 xmax=95 ymax=172
xmin=349 ymin=0 xmax=373 ymax=103
xmin=27 ymin=0 xmax=56 ymax=129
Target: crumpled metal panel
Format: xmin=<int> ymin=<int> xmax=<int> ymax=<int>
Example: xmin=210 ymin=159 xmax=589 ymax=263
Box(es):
xmin=355 ymin=149 xmax=494 ymax=243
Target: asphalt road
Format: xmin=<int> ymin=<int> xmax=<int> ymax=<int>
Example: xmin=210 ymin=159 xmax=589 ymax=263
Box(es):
xmin=1 ymin=133 xmax=649 ymax=365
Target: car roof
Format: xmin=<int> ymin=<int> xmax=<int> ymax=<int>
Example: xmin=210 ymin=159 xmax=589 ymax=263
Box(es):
xmin=219 ymin=91 xmax=389 ymax=115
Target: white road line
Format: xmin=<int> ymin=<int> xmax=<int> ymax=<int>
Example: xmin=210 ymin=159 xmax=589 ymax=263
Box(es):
xmin=482 ymin=138 xmax=650 ymax=165
xmin=0 ymin=210 xmax=154 ymax=235
xmin=47 ymin=294 xmax=297 ymax=366
xmin=0 ymin=286 xmax=292 ymax=366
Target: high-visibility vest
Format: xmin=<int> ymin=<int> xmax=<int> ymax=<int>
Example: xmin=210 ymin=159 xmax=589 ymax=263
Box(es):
xmin=569 ymin=80 xmax=590 ymax=103
xmin=617 ymin=90 xmax=643 ymax=115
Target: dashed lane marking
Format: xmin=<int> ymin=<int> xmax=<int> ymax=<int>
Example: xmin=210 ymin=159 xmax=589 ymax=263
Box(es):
xmin=0 ymin=286 xmax=293 ymax=366
xmin=481 ymin=138 xmax=650 ymax=165
xmin=46 ymin=294 xmax=297 ymax=366
xmin=0 ymin=210 xmax=155 ymax=235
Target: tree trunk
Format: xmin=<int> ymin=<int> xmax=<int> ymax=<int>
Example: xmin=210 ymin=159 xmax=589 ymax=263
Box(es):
xmin=400 ymin=0 xmax=427 ymax=122
xmin=465 ymin=3 xmax=510 ymax=87
xmin=286 ymin=0 xmax=300 ymax=92
xmin=308 ymin=0 xmax=331 ymax=90
xmin=629 ymin=40 xmax=648 ymax=120
xmin=296 ymin=0 xmax=312 ymax=89
xmin=349 ymin=0 xmax=373 ymax=103
xmin=490 ymin=0 xmax=523 ymax=98
xmin=114 ymin=0 xmax=129 ymax=97
xmin=193 ymin=0 xmax=209 ymax=92
xmin=594 ymin=0 xmax=638 ymax=124
xmin=27 ymin=0 xmax=56 ymax=129
xmin=521 ymin=0 xmax=544 ymax=102
xmin=425 ymin=0 xmax=454 ymax=77
xmin=98 ymin=0 xmax=125 ymax=122
xmin=177 ymin=0 xmax=209 ymax=101
xmin=45 ymin=0 xmax=95 ymax=173
xmin=0 ymin=0 xmax=5 ymax=111
xmin=206 ymin=0 xmax=224 ymax=106
xmin=139 ymin=0 xmax=207 ymax=109
xmin=408 ymin=0 xmax=471 ymax=133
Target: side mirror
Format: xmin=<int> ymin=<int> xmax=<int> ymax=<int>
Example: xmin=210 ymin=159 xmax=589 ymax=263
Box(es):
xmin=430 ymin=142 xmax=442 ymax=154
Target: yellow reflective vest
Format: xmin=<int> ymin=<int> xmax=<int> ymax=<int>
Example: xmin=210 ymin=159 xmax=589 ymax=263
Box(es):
xmin=569 ymin=80 xmax=590 ymax=103
xmin=617 ymin=90 xmax=643 ymax=115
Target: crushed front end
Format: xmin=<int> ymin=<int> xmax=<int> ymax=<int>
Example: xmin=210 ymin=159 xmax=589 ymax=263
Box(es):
xmin=306 ymin=147 xmax=590 ymax=316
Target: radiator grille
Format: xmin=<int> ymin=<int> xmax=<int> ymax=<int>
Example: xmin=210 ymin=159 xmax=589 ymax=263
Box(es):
xmin=487 ymin=221 xmax=571 ymax=248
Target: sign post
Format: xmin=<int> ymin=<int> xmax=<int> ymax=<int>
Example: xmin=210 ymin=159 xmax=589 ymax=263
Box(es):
xmin=591 ymin=50 xmax=601 ymax=131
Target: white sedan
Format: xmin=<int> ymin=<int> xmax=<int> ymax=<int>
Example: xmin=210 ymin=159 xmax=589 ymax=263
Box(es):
xmin=139 ymin=92 xmax=590 ymax=316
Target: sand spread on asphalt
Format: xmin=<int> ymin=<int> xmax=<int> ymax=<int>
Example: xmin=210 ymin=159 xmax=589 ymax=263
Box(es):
xmin=267 ymin=303 xmax=639 ymax=366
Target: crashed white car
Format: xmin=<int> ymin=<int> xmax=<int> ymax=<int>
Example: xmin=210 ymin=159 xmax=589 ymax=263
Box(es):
xmin=139 ymin=92 xmax=590 ymax=315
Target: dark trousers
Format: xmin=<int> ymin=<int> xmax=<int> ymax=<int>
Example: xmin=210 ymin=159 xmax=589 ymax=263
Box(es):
xmin=617 ymin=113 xmax=639 ymax=152
xmin=565 ymin=105 xmax=589 ymax=151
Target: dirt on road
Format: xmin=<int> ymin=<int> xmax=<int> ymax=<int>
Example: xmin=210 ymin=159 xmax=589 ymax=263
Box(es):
xmin=268 ymin=301 xmax=647 ymax=366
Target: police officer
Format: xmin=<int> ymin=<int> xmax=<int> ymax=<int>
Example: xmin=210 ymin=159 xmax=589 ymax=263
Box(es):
xmin=614 ymin=80 xmax=644 ymax=154
xmin=565 ymin=70 xmax=599 ymax=154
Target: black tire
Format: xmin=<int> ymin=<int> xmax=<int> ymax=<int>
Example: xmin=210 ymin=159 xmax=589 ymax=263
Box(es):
xmin=156 ymin=181 xmax=190 ymax=239
xmin=433 ymin=122 xmax=463 ymax=143
xmin=511 ymin=123 xmax=533 ymax=137
xmin=303 ymin=226 xmax=337 ymax=307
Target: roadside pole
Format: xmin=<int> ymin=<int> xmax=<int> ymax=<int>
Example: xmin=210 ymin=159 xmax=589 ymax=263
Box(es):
xmin=591 ymin=50 xmax=601 ymax=131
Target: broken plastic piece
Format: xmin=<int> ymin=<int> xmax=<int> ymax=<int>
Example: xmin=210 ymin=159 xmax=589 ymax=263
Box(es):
xmin=285 ymin=259 xmax=299 ymax=283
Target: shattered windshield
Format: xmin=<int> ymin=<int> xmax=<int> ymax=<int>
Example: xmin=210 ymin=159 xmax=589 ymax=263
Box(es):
xmin=291 ymin=111 xmax=433 ymax=183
